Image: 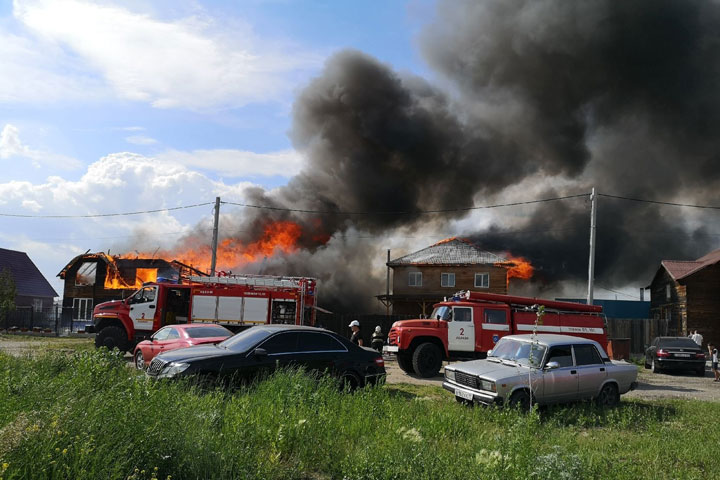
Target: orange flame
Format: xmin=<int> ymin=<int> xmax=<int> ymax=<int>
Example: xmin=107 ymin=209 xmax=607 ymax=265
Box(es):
xmin=104 ymin=266 xmax=157 ymax=289
xmin=495 ymin=255 xmax=534 ymax=284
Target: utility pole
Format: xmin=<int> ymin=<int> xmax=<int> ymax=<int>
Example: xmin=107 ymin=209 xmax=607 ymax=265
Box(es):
xmin=386 ymin=249 xmax=391 ymax=316
xmin=210 ymin=197 xmax=221 ymax=276
xmin=587 ymin=188 xmax=597 ymax=305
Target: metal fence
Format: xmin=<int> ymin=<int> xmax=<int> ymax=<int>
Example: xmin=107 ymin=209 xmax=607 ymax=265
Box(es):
xmin=1 ymin=306 xmax=92 ymax=335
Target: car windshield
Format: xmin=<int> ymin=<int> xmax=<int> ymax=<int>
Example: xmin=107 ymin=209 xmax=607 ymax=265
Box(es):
xmin=659 ymin=338 xmax=700 ymax=348
xmin=431 ymin=306 xmax=452 ymax=321
xmin=186 ymin=326 xmax=232 ymax=339
xmin=489 ymin=338 xmax=546 ymax=367
xmin=219 ymin=328 xmax=274 ymax=352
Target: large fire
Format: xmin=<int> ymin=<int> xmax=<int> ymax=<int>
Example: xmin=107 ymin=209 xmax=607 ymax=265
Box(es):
xmin=104 ymin=265 xmax=158 ymax=289
xmin=495 ymin=255 xmax=534 ymax=284
xmin=116 ymin=220 xmax=303 ymax=274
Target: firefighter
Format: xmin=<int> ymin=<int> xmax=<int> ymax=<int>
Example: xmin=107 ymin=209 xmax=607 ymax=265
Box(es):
xmin=348 ymin=320 xmax=363 ymax=346
xmin=371 ymin=326 xmax=384 ymax=353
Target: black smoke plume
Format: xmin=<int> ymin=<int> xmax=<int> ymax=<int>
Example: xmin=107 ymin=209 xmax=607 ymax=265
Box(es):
xmin=213 ymin=0 xmax=720 ymax=310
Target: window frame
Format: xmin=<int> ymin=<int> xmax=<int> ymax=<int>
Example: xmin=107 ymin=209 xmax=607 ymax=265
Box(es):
xmin=474 ymin=272 xmax=489 ymax=288
xmin=452 ymin=306 xmax=472 ymax=322
xmin=408 ymin=271 xmax=423 ymax=287
xmin=72 ymin=297 xmax=93 ymax=321
xmin=440 ymin=272 xmax=456 ymax=288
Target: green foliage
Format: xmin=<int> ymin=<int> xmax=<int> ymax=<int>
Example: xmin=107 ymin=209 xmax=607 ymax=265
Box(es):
xmin=0 ymin=268 xmax=16 ymax=327
xmin=0 ymin=349 xmax=719 ymax=479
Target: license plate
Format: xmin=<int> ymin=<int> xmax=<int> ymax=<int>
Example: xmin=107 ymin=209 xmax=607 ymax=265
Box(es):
xmin=384 ymin=346 xmax=399 ymax=353
xmin=456 ymin=389 xmax=474 ymax=401
xmin=675 ymin=354 xmax=690 ymax=358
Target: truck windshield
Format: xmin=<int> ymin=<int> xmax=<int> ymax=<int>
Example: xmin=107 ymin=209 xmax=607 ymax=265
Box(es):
xmin=489 ymin=338 xmax=546 ymax=368
xmin=431 ymin=306 xmax=452 ymax=321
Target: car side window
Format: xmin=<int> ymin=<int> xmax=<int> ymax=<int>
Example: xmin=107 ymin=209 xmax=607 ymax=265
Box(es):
xmin=546 ymin=345 xmax=573 ymax=368
xmin=153 ymin=327 xmax=170 ymax=341
xmin=297 ymin=332 xmax=346 ymax=352
xmin=165 ymin=328 xmax=180 ymax=340
xmin=261 ymin=332 xmax=299 ymax=354
xmin=453 ymin=307 xmax=472 ymax=322
xmin=574 ymin=344 xmax=603 ymax=366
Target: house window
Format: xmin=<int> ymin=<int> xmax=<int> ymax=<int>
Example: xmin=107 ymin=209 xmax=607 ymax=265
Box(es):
xmin=665 ymin=284 xmax=671 ymax=301
xmin=75 ymin=262 xmax=97 ymax=286
xmin=408 ymin=272 xmax=422 ymax=287
xmin=441 ymin=273 xmax=455 ymax=288
xmin=73 ymin=298 xmax=93 ymax=321
xmin=33 ymin=299 xmax=43 ymax=312
xmin=474 ymin=273 xmax=489 ymax=288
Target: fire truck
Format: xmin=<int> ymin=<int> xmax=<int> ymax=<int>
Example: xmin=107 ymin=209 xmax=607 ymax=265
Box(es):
xmin=384 ymin=291 xmax=607 ymax=378
xmin=90 ymin=274 xmax=318 ymax=352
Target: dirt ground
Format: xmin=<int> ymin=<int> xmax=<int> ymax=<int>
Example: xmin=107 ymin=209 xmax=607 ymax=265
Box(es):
xmin=384 ymin=356 xmax=720 ymax=403
xmin=2 ymin=335 xmax=719 ymax=402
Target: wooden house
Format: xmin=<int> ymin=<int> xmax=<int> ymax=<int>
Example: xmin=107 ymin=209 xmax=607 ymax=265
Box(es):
xmin=0 ymin=247 xmax=57 ymax=310
xmin=57 ymin=252 xmax=205 ymax=324
xmin=648 ymin=248 xmax=720 ymax=346
xmin=377 ymin=238 xmax=509 ymax=316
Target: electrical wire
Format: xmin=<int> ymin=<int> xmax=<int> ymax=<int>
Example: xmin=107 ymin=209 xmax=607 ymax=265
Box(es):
xmin=0 ymin=202 xmax=215 ymax=218
xmin=598 ymin=193 xmax=720 ymax=210
xmin=220 ymin=193 xmax=589 ymax=215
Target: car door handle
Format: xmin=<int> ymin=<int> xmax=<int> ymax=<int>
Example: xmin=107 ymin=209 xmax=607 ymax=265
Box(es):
xmin=149 ymin=305 xmax=155 ymax=309
xmin=600 ymin=367 xmax=605 ymax=372
xmin=570 ymin=370 xmax=577 ymax=375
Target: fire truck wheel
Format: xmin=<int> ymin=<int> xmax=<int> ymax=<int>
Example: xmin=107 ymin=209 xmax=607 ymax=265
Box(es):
xmin=95 ymin=326 xmax=129 ymax=352
xmin=134 ymin=350 xmax=145 ymax=370
xmin=412 ymin=342 xmax=442 ymax=378
xmin=397 ymin=353 xmax=414 ymax=374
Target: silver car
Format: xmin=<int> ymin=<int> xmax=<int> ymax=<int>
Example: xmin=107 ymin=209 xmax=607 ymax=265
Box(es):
xmin=443 ymin=334 xmax=638 ymax=409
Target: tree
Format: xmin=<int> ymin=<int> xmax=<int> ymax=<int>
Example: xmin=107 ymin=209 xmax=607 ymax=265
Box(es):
xmin=0 ymin=267 xmax=16 ymax=331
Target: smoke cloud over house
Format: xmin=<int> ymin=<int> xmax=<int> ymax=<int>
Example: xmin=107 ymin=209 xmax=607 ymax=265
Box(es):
xmin=138 ymin=0 xmax=720 ymax=310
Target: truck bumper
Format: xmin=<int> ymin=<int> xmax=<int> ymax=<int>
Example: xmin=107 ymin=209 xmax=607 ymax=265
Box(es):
xmin=383 ymin=345 xmax=399 ymax=354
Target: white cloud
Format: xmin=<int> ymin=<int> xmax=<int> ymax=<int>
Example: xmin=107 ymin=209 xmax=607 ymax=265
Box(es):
xmin=125 ymin=135 xmax=158 ymax=145
xmin=0 ymin=124 xmax=82 ymax=169
xmin=12 ymin=0 xmax=320 ymax=110
xmin=157 ymin=148 xmax=303 ymax=178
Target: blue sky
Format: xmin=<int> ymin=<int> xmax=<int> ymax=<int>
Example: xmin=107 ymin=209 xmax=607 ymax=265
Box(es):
xmin=0 ymin=0 xmax=440 ymax=295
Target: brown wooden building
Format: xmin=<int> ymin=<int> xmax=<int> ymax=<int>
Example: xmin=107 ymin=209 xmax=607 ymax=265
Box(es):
xmin=648 ymin=248 xmax=720 ymax=346
xmin=377 ymin=238 xmax=509 ymax=316
xmin=57 ymin=252 xmax=205 ymax=324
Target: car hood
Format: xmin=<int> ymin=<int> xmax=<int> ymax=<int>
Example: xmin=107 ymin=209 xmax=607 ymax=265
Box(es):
xmin=156 ymin=344 xmax=232 ymax=363
xmin=449 ymin=359 xmax=531 ymax=381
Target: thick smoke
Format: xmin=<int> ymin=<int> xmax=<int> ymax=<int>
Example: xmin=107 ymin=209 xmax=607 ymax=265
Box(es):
xmin=188 ymin=0 xmax=720 ymax=310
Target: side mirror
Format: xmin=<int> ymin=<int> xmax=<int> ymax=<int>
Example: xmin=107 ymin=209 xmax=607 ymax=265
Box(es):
xmin=545 ymin=361 xmax=560 ymax=370
xmin=487 ymin=350 xmax=493 ymax=357
xmin=253 ymin=347 xmax=268 ymax=357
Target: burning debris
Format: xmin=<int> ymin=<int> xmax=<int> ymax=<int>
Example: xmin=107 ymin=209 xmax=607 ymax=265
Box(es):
xmin=113 ymin=0 xmax=720 ymax=310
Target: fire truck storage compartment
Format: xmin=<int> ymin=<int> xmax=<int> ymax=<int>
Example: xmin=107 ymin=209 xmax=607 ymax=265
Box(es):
xmin=191 ymin=295 xmax=270 ymax=324
xmin=271 ymin=299 xmax=296 ymax=324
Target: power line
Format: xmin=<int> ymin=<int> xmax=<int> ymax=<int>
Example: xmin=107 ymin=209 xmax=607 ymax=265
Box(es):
xmin=220 ymin=193 xmax=588 ymax=215
xmin=0 ymin=202 xmax=215 ymax=218
xmin=598 ymin=193 xmax=720 ymax=210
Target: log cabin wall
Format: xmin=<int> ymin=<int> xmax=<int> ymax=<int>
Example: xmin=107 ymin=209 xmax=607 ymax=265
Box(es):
xmin=684 ymin=263 xmax=720 ymax=349
xmin=392 ymin=265 xmax=508 ymax=295
xmin=649 ymin=268 xmax=685 ymax=336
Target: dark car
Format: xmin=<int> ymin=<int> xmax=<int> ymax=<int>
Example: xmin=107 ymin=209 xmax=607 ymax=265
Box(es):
xmin=145 ymin=325 xmax=386 ymax=388
xmin=645 ymin=336 xmax=706 ymax=376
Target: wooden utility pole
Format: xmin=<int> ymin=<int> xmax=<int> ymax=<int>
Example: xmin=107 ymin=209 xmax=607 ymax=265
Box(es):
xmin=587 ymin=188 xmax=597 ymax=305
xmin=386 ymin=249 xmax=391 ymax=316
xmin=210 ymin=197 xmax=221 ymax=276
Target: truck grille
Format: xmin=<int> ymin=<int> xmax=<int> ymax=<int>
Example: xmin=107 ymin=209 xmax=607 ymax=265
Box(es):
xmin=147 ymin=358 xmax=167 ymax=377
xmin=388 ymin=328 xmax=399 ymax=346
xmin=454 ymin=370 xmax=478 ymax=389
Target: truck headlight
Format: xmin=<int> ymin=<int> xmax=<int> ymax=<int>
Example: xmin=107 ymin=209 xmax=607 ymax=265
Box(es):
xmin=445 ymin=369 xmax=455 ymax=382
xmin=158 ymin=362 xmax=190 ymax=378
xmin=480 ymin=379 xmax=496 ymax=392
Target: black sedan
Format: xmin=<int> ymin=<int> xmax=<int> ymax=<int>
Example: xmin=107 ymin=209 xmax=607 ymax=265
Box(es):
xmin=146 ymin=325 xmax=386 ymax=388
xmin=645 ymin=336 xmax=706 ymax=376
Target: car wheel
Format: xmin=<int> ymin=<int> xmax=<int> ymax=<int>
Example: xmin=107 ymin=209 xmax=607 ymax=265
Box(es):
xmin=651 ymin=358 xmax=662 ymax=374
xmin=339 ymin=370 xmax=362 ymax=391
xmin=596 ymin=383 xmax=620 ymax=408
xmin=412 ymin=342 xmax=442 ymax=378
xmin=397 ymin=353 xmax=414 ymax=374
xmin=508 ymin=390 xmax=532 ymax=411
xmin=134 ymin=349 xmax=145 ymax=370
xmin=95 ymin=325 xmax=129 ymax=352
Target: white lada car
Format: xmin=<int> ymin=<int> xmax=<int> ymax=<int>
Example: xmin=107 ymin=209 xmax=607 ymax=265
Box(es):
xmin=443 ymin=334 xmax=638 ymax=409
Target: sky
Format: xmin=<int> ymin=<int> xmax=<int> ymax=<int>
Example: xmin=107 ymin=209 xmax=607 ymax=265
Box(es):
xmin=0 ymin=0 xmax=437 ymax=297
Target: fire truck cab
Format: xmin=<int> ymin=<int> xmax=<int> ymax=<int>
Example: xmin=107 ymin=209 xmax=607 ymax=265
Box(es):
xmin=384 ymin=291 xmax=607 ymax=378
xmin=91 ymin=275 xmax=318 ymax=352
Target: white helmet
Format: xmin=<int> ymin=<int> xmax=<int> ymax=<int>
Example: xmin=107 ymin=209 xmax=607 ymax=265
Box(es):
xmin=348 ymin=320 xmax=360 ymax=327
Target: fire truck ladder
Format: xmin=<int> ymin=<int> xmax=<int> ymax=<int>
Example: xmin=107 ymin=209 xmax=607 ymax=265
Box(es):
xmin=189 ymin=274 xmax=315 ymax=289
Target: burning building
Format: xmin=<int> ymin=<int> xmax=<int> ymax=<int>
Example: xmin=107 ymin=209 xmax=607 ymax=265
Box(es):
xmin=378 ymin=238 xmax=533 ymax=316
xmin=57 ymin=253 xmax=206 ymax=325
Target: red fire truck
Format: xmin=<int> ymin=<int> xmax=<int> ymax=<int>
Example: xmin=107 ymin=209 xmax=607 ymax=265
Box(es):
xmin=91 ymin=274 xmax=318 ymax=352
xmin=384 ymin=291 xmax=607 ymax=377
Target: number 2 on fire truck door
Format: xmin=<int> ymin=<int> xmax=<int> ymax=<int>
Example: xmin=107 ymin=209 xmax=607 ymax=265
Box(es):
xmin=129 ymin=286 xmax=157 ymax=330
xmin=447 ymin=307 xmax=474 ymax=351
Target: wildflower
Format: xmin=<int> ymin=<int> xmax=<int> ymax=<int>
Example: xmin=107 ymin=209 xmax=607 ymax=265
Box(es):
xmin=62 ymin=449 xmax=67 ymax=455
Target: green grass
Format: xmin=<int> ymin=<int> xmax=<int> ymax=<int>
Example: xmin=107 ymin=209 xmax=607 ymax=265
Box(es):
xmin=0 ymin=349 xmax=719 ymax=480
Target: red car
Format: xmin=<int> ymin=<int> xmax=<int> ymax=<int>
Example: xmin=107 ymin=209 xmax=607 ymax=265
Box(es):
xmin=133 ymin=324 xmax=233 ymax=369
